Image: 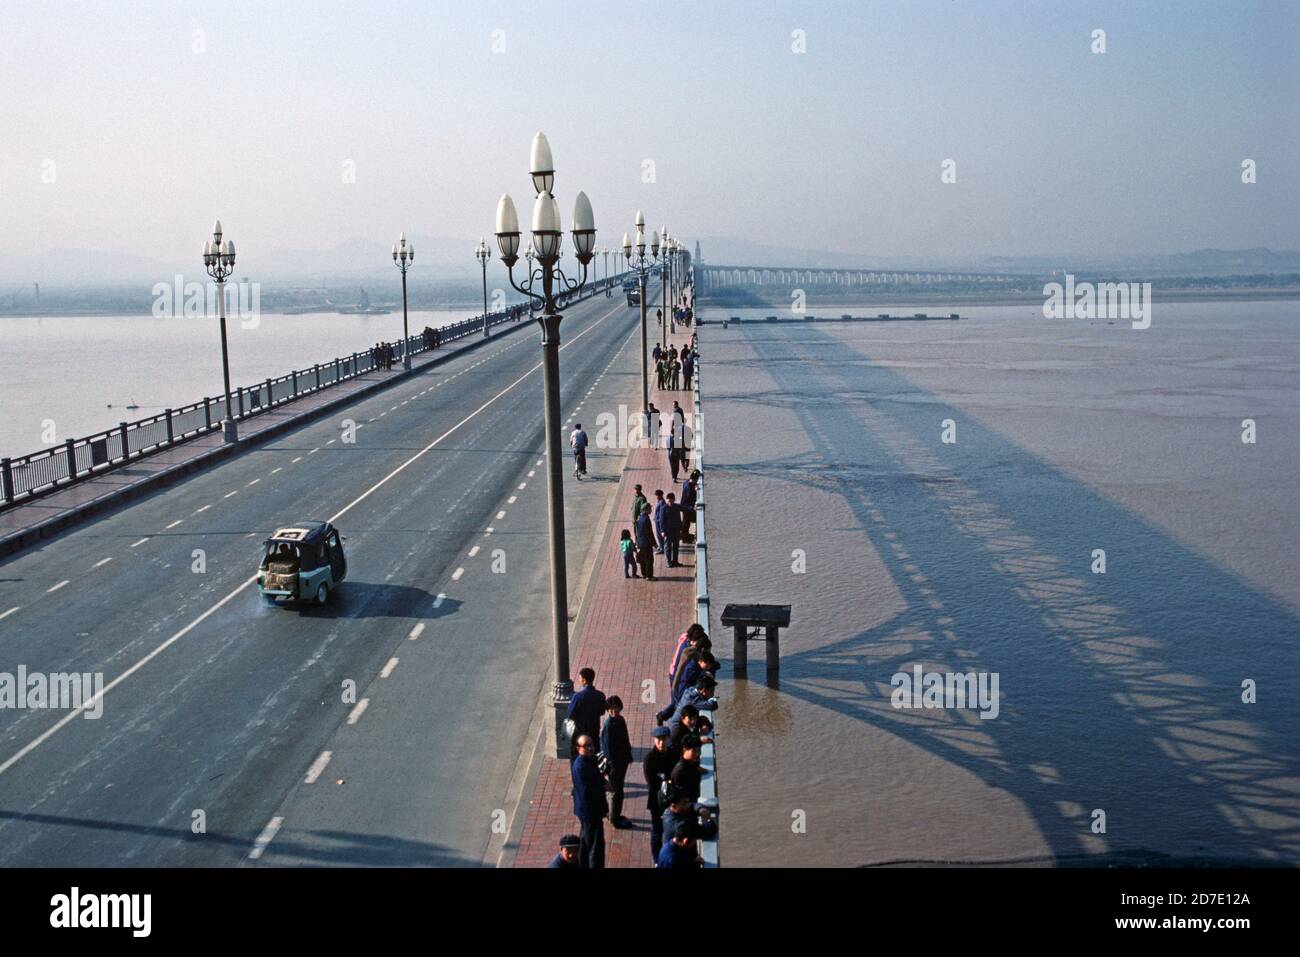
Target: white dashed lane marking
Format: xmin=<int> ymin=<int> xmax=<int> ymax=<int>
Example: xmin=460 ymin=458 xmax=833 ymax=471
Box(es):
xmin=165 ymin=520 xmax=183 ymax=529
xmin=0 ymin=608 xmax=19 ymax=621
xmin=130 ymin=538 xmax=149 ymax=548
xmin=194 ymin=505 xmax=210 ymax=514
xmin=304 ymin=751 xmax=332 ymax=784
xmin=93 ymin=557 xmax=113 ymax=569
xmin=346 ymin=699 xmax=370 ymax=725
xmin=248 ymin=817 xmax=283 ymax=860
xmin=380 ymin=657 xmax=399 ymax=678
xmin=408 ymin=623 xmax=425 ymax=641
xmin=451 ymin=567 xmax=465 ymax=582
xmin=468 ymin=545 xmax=480 ymax=558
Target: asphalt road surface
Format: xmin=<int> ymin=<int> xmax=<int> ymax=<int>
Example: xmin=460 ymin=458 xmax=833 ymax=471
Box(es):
xmin=0 ymin=287 xmax=654 ymax=866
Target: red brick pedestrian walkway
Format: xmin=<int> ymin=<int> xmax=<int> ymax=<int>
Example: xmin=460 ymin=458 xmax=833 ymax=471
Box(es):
xmin=512 ymin=323 xmax=698 ymax=868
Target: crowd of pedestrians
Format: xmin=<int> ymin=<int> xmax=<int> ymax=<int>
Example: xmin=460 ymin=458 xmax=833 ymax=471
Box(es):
xmin=548 ymin=284 xmax=717 ymax=869
xmin=553 ymin=621 xmax=720 ymax=869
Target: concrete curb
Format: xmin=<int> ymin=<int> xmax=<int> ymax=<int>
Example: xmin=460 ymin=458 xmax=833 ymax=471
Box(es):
xmin=0 ymin=318 xmax=538 ymax=563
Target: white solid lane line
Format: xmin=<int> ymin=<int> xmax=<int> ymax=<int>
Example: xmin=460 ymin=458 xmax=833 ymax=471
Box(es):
xmin=408 ymin=623 xmax=425 ymax=640
xmin=304 ymin=751 xmax=332 ymax=784
xmin=130 ymin=538 xmax=149 ymax=548
xmin=0 ymin=607 xmax=19 ymax=621
xmin=380 ymin=657 xmax=399 ymax=678
xmin=248 ymin=816 xmax=284 ymax=859
xmin=0 ymin=300 xmax=623 ymax=780
xmin=347 ymin=699 xmax=370 ymax=725
xmin=47 ymin=581 xmax=69 ymax=593
xmin=93 ymin=558 xmax=113 ymax=569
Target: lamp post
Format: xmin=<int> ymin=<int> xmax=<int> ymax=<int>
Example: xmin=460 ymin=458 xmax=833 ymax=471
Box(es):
xmin=493 ymin=132 xmax=597 ymax=758
xmin=475 ymin=238 xmax=491 ymax=337
xmin=660 ymin=227 xmax=672 ymax=348
xmin=202 ymin=220 xmax=239 ymax=443
xmin=622 ymin=212 xmax=659 ymax=430
xmin=392 ymin=232 xmax=414 ymax=370
xmin=524 ymin=241 xmax=536 ymax=319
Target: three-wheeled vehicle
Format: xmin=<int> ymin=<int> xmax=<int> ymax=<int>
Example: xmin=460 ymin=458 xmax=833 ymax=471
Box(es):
xmin=258 ymin=521 xmax=347 ymax=605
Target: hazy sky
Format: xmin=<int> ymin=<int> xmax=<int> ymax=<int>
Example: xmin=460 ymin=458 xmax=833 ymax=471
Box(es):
xmin=1 ymin=0 xmax=1296 ymax=275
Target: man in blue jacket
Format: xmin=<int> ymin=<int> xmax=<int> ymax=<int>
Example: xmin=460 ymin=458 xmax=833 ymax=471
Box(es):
xmin=571 ymin=735 xmax=608 ymax=868
xmin=566 ymin=667 xmax=606 ymax=758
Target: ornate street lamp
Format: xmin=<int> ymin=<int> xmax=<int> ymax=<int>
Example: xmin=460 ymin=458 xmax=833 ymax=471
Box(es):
xmin=475 ymin=237 xmax=491 ymax=337
xmin=622 ymin=212 xmax=659 ymax=428
xmin=493 ymin=131 xmax=597 ymax=758
xmin=392 ymin=233 xmax=414 ymax=370
xmin=202 ymin=220 xmax=239 ymax=443
xmin=523 ymin=241 xmax=536 ymax=319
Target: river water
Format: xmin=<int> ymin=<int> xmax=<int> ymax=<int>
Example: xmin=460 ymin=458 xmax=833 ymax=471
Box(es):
xmin=0 ymin=309 xmax=488 ymax=460
xmin=701 ymin=300 xmax=1300 ymax=867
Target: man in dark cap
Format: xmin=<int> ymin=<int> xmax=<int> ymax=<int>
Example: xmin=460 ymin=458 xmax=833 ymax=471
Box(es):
xmin=643 ymin=725 xmax=679 ymax=863
xmin=548 ymin=833 xmax=582 ymax=869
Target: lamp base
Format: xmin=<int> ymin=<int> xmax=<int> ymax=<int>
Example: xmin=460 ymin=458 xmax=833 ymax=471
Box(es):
xmin=221 ymin=419 xmax=239 ymax=443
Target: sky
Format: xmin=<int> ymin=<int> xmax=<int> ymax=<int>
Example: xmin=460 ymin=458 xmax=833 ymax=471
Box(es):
xmin=0 ymin=0 xmax=1296 ymax=280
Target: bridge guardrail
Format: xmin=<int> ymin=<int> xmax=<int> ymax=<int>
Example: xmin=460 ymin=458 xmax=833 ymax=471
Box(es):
xmin=0 ymin=273 xmax=631 ymax=511
xmin=691 ymin=311 xmax=719 ymax=868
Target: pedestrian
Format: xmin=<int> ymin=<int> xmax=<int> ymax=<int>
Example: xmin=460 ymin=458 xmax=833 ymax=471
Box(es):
xmin=661 ymin=788 xmax=718 ymax=846
xmin=549 ymin=833 xmax=582 ymax=868
xmin=680 ymin=470 xmax=699 ymax=542
xmin=620 ymin=529 xmax=637 ymax=578
xmin=655 ymin=355 xmax=667 ymax=391
xmin=663 ymin=491 xmax=683 ymax=567
xmin=653 ymin=489 xmax=667 ymax=554
xmin=569 ymin=422 xmax=588 ymax=479
xmin=631 ymin=483 xmax=647 ymax=525
xmin=565 ymin=667 xmax=607 ymax=758
xmin=670 ymin=354 xmax=681 ymax=390
xmin=652 ymin=342 xmax=662 ymax=366
xmin=659 ymin=674 xmax=719 ymax=735
xmin=571 ymin=735 xmax=608 ymax=868
xmin=683 ymin=352 xmax=694 ymax=391
xmin=646 ymin=404 xmax=661 ymax=449
xmin=670 ymin=733 xmax=704 ymax=803
xmin=635 ymin=502 xmax=658 ymax=581
xmin=667 ymin=623 xmax=707 ymax=694
xmin=656 ymin=821 xmax=699 ymax=868
xmin=600 ymin=696 xmax=633 ymax=829
xmin=643 ymin=726 xmax=679 ymax=862
xmin=671 ymin=638 xmax=714 ymax=703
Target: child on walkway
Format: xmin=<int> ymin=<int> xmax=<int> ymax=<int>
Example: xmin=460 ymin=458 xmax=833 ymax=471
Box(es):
xmin=620 ymin=529 xmax=638 ymax=578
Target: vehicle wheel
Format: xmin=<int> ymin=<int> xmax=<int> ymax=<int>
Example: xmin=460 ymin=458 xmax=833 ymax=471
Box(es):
xmin=315 ymin=582 xmax=329 ymax=605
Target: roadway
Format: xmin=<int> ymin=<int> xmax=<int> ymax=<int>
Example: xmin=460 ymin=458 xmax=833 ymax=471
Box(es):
xmin=0 ymin=286 xmax=652 ymax=866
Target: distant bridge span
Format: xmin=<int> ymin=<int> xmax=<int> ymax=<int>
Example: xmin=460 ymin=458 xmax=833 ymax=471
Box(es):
xmin=699 ymin=263 xmax=1037 ymax=289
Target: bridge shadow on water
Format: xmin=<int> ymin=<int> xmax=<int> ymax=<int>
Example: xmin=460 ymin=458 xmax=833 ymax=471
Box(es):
xmin=722 ymin=323 xmax=1300 ymax=865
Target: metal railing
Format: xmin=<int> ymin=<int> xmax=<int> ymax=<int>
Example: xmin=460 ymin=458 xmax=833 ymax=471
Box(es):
xmin=691 ymin=314 xmax=719 ymax=868
xmin=0 ymin=273 xmax=631 ymax=510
